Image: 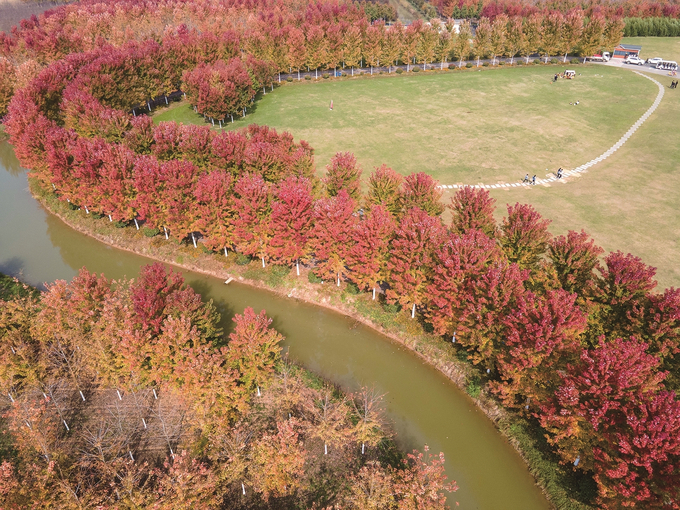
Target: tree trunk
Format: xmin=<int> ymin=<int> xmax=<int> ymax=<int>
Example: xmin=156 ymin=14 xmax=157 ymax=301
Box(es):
xmin=164 ymin=226 xmax=168 ymax=239
xmin=224 ymin=247 xmax=228 ymax=257
xmin=262 ymin=256 xmax=266 ymax=268
xmin=411 ymin=303 xmax=416 ymax=319
xmin=85 ymin=206 xmax=89 ymax=214
xmin=372 ymin=287 xmax=376 ymax=300
xmin=134 ymin=218 xmax=139 ymax=230
xmin=191 ymin=232 xmax=197 ymax=248
xmin=298 ymin=69 xmax=300 ymax=80
xmin=109 ymin=214 xmax=112 ymax=222
xmin=296 ymin=261 xmax=300 ymax=276
xmin=337 ymin=273 xmax=340 ymax=286
xmin=324 ymin=443 xmax=328 ymax=455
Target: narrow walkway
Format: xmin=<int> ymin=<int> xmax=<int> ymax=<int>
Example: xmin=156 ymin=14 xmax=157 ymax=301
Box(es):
xmin=437 ymin=71 xmax=665 ymax=191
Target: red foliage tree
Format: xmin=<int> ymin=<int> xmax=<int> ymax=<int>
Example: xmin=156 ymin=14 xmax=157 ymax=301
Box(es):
xmin=269 ymin=176 xmax=315 ymax=267
xmin=427 ymin=229 xmax=502 ymax=336
xmin=548 ymin=230 xmax=603 ymax=298
xmin=399 ymin=172 xmax=444 ymax=217
xmin=323 ymin=152 xmax=362 ymax=200
xmin=192 ymin=170 xmax=236 ymax=254
xmin=448 ymin=186 xmax=496 ymax=237
xmin=347 ymin=205 xmax=396 ymax=298
xmin=310 ymin=190 xmax=358 ymax=283
xmin=499 ymin=203 xmax=552 ymax=270
xmin=233 ymin=173 xmax=273 ymax=264
xmin=386 ymin=208 xmax=446 ymax=317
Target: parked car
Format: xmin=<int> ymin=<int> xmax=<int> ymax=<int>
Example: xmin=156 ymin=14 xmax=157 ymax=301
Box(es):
xmin=624 ymin=56 xmax=644 ymax=66
xmin=646 ymin=57 xmax=663 ymax=65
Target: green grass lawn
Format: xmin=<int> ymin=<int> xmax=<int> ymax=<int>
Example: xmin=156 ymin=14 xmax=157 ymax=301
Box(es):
xmin=484 ymin=66 xmax=680 ymax=289
xmin=621 ymin=36 xmax=680 ymax=62
xmin=154 ymin=65 xmax=655 ymax=185
xmin=154 ymin=59 xmax=679 ymax=288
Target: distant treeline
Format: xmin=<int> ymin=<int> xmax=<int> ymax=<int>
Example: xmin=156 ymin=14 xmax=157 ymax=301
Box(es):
xmin=624 ymin=16 xmax=680 ymax=36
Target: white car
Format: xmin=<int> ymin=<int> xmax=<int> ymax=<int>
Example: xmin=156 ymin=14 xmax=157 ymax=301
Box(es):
xmin=646 ymin=57 xmax=663 ymax=65
xmin=624 ymin=56 xmax=644 ymax=66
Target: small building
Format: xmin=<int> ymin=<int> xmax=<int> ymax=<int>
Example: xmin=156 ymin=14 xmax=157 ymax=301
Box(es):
xmin=612 ymin=43 xmax=642 ymax=59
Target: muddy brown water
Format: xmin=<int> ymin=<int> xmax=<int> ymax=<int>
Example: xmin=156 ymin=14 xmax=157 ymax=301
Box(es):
xmin=0 ymin=140 xmax=550 ymax=509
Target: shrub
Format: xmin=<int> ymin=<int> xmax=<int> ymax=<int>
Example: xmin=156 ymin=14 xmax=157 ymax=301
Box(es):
xmin=466 ymin=375 xmax=482 ymax=398
xmin=92 ymin=212 xmax=103 ymax=219
xmin=142 ymin=227 xmax=159 ymax=237
xmin=308 ymin=271 xmax=323 ymax=284
xmin=412 ymin=66 xmax=421 ymax=72
xmin=482 ymin=62 xmax=489 ymax=67
xmin=533 ymin=59 xmax=541 ymax=65
xmin=345 ymin=282 xmax=360 ymax=295
xmin=550 ymin=58 xmax=558 ymax=64
xmin=378 ymin=70 xmax=384 ymax=74
xmin=235 ymin=253 xmax=251 ymax=265
xmin=268 ymin=265 xmax=291 ymax=287
xmin=382 ymin=301 xmax=401 ymax=314
xmin=304 ymin=75 xmax=311 ymax=81
xmin=466 ymin=62 xmax=473 ymax=68
xmin=396 ymin=68 xmax=404 ymax=74
xmin=499 ymin=60 xmax=505 ymax=65
xmin=571 ymin=58 xmax=581 ymax=64
xmin=114 ymin=220 xmax=127 ymax=228
xmin=286 ymin=76 xmax=293 ymax=82
xmin=516 ymin=60 xmax=524 ymax=65
xmin=341 ymin=72 xmax=348 ymax=77
xmin=322 ymin=73 xmax=329 ymax=79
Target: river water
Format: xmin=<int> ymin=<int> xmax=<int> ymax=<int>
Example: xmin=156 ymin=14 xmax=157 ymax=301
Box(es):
xmin=0 ymin=140 xmax=550 ymax=510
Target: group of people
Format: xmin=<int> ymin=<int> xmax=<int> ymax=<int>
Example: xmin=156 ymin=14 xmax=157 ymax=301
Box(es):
xmin=569 ymin=100 xmax=580 ymax=105
xmin=671 ymin=80 xmax=678 ymax=89
xmin=522 ymin=168 xmax=563 ymax=185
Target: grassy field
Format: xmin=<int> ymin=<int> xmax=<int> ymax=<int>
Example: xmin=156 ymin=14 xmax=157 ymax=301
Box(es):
xmin=484 ymin=66 xmax=680 ymax=289
xmin=154 ymin=60 xmax=679 ymax=288
xmin=621 ymin=36 xmax=680 ymax=62
xmin=154 ymin=65 xmax=655 ymax=185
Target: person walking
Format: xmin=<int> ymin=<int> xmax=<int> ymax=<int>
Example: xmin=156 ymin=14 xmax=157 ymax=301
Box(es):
xmin=532 ymin=175 xmax=536 ymax=185
xmin=522 ymin=173 xmax=529 ymax=182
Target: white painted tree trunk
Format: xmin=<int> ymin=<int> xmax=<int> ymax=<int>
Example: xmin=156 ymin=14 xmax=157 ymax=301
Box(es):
xmin=165 ymin=96 xmax=168 ymax=104
xmin=372 ymin=287 xmax=376 ymax=300
xmin=362 ymin=443 xmax=365 ymax=454
xmin=411 ymin=303 xmax=416 ymax=318
xmin=84 ymin=206 xmax=88 ymax=214
xmin=262 ymin=256 xmax=266 ymax=268
xmin=337 ymin=273 xmax=340 ymax=286
xmin=224 ymin=247 xmax=228 ymax=257
xmin=164 ymin=226 xmax=168 ymax=239
xmin=296 ymin=261 xmax=300 ymax=276
xmin=324 ymin=443 xmax=328 ymax=455
xmin=242 ymin=483 xmax=246 ymax=495
xmin=147 ymin=102 xmax=151 ymax=111
xmin=134 ymin=218 xmax=139 ymax=230
xmin=219 ymin=120 xmax=222 ymax=128
xmin=191 ymin=233 xmax=197 ymax=248
xmin=52 ymin=183 xmax=56 ymax=190
xmin=257 ymin=386 xmax=261 ymax=397
xmin=108 ymin=215 xmax=112 ymax=222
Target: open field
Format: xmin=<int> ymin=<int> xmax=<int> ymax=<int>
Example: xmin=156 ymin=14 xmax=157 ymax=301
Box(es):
xmin=155 ymin=61 xmax=678 ymax=288
xmin=154 ymin=65 xmax=655 ymax=184
xmin=482 ymin=68 xmax=680 ymax=289
xmin=621 ymin=36 xmax=680 ymax=62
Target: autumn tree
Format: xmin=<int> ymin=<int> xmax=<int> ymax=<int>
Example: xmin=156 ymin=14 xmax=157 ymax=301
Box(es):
xmin=561 ymin=9 xmax=584 ymax=62
xmin=579 ymin=15 xmax=606 ymax=62
xmin=451 ymin=20 xmax=472 ymax=68
xmin=386 ymin=207 xmax=446 ymax=318
xmin=226 ymin=307 xmax=282 ymax=393
xmin=448 ymin=186 xmax=496 ymax=237
xmin=233 ymin=173 xmax=273 ymax=266
xmin=269 ymin=176 xmax=315 ymax=268
xmin=522 ymin=13 xmax=543 ymax=63
xmin=366 ymin=164 xmax=403 ymax=216
xmin=541 ymin=11 xmax=564 ymax=62
xmin=400 ymin=172 xmax=444 ymax=217
xmin=489 ymin=14 xmax=508 ymax=65
xmin=324 ymin=152 xmax=362 ymax=200
xmin=347 ymin=205 xmax=396 ymax=299
xmin=499 ymin=203 xmax=551 ymax=271
xmin=473 ymin=18 xmax=491 ymax=66
xmin=310 ymin=190 xmax=358 ymax=283
xmin=548 ymin=230 xmax=603 ymax=299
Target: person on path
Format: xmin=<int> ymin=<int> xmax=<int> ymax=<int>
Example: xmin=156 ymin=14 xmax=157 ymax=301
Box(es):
xmin=532 ymin=175 xmax=536 ymax=185
xmin=522 ymin=173 xmax=529 ymax=182
xmin=557 ymin=168 xmax=563 ymax=179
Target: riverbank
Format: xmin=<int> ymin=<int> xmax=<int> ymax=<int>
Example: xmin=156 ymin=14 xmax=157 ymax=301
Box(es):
xmin=28 ymin=178 xmax=595 ymax=509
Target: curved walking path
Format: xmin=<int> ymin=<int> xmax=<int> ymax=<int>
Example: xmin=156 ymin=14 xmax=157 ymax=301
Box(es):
xmin=437 ymin=71 xmax=665 ymax=191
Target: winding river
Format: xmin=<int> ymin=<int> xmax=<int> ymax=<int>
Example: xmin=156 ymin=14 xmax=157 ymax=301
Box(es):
xmin=0 ymin=139 xmax=550 ymax=510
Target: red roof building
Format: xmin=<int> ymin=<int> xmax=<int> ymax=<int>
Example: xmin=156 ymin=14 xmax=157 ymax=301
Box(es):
xmin=612 ymin=43 xmax=642 ymax=59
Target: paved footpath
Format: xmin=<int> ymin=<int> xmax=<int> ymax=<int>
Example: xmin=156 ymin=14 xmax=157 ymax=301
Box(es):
xmin=437 ymin=71 xmax=666 ymax=192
